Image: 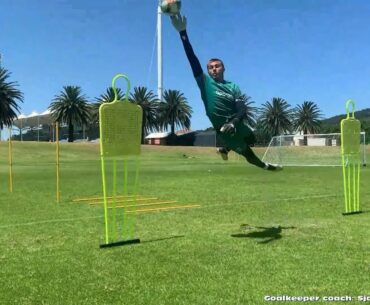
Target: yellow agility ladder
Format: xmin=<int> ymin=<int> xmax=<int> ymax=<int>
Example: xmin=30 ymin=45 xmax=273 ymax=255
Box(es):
xmin=99 ymin=74 xmax=142 ymax=247
xmin=340 ymin=100 xmax=362 ymax=215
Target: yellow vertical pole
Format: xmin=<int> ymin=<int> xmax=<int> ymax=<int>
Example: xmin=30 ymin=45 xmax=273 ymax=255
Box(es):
xmin=112 ymin=158 xmax=117 ymax=241
xmin=56 ymin=122 xmax=60 ymax=203
xmin=8 ymin=127 xmax=13 ymax=193
xmin=101 ymin=155 xmax=110 ymax=244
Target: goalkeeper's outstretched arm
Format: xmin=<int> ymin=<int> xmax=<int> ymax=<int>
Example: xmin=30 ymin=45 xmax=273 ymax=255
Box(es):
xmin=171 ymin=14 xmax=203 ymax=78
xmin=231 ymin=97 xmax=247 ymax=125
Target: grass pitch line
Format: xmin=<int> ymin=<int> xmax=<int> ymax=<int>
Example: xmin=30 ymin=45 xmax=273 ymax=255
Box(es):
xmin=125 ymin=204 xmax=201 ymax=214
xmin=211 ymin=192 xmax=370 ymax=210
xmin=0 ymin=215 xmax=104 ymax=229
xmin=0 ymin=201 xmax=201 ymax=229
xmin=204 ymin=193 xmax=348 ymax=209
xmin=0 ymin=205 xmax=200 ymax=228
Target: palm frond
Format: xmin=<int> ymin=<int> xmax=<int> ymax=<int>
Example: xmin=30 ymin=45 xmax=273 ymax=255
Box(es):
xmin=49 ymin=86 xmax=91 ymax=142
xmin=293 ymin=101 xmax=322 ymax=134
xmin=0 ymin=67 xmax=24 ymax=129
xmin=158 ymin=89 xmax=193 ymax=134
xmin=258 ymin=97 xmax=293 ymax=137
xmin=129 ymin=86 xmax=159 ymax=143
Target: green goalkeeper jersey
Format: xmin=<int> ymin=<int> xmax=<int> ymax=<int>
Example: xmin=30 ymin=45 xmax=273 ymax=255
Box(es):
xmin=195 ymin=73 xmax=255 ymax=153
xmin=195 ymin=73 xmax=242 ymax=130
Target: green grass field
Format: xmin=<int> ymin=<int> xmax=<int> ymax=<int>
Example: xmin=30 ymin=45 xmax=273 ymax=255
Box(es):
xmin=0 ymin=142 xmax=369 ymax=305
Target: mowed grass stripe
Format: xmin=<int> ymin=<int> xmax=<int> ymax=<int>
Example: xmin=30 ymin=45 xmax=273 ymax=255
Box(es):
xmin=0 ymin=141 xmax=369 ymax=305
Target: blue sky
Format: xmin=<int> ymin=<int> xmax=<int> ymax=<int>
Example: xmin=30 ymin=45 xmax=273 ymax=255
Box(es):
xmin=1 ymin=0 xmax=370 ymax=131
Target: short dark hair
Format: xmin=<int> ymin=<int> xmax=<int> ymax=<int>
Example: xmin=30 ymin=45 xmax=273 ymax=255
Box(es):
xmin=207 ymin=58 xmax=224 ymax=68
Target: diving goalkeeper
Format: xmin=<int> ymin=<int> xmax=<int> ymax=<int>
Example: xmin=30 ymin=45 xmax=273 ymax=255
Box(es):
xmin=170 ymin=14 xmax=282 ymax=171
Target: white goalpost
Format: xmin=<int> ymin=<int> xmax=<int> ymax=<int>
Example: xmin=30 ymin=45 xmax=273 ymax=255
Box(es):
xmin=262 ymin=132 xmax=367 ymax=167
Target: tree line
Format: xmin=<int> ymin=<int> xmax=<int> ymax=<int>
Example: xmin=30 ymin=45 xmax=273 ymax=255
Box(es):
xmin=2 ymin=65 xmax=368 ymax=144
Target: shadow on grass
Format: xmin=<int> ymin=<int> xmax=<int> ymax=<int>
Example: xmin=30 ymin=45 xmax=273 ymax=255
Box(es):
xmin=342 ymin=210 xmax=370 ymax=216
xmin=141 ymin=235 xmax=185 ymax=244
xmin=99 ymin=236 xmax=185 ymax=249
xmin=231 ymin=225 xmax=296 ymax=244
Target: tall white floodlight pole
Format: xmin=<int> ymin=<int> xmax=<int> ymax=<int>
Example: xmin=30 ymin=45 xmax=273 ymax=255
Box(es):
xmin=157 ymin=4 xmax=163 ymax=103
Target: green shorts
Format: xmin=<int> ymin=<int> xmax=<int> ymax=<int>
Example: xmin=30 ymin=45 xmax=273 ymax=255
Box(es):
xmin=218 ymin=120 xmax=256 ymax=154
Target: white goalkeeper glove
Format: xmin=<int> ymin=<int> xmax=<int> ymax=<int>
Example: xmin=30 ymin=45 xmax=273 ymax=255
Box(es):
xmin=170 ymin=13 xmax=187 ymax=32
xmin=220 ymin=123 xmax=236 ymax=135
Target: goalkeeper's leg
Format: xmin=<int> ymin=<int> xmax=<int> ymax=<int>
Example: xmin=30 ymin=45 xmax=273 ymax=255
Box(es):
xmin=242 ymin=146 xmax=283 ymax=171
xmin=217 ymin=147 xmax=230 ymax=161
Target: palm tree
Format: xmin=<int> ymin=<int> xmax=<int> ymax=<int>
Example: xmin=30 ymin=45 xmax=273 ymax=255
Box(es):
xmin=293 ymin=101 xmax=322 ymax=134
xmin=293 ymin=101 xmax=322 ymax=145
xmin=92 ymin=87 xmax=124 ymax=124
xmin=0 ymin=67 xmax=24 ymax=130
xmin=158 ymin=89 xmax=192 ymax=136
xmin=254 ymin=119 xmax=271 ymax=146
xmin=238 ymin=93 xmax=257 ymax=128
xmin=49 ymin=86 xmax=91 ymax=142
xmin=129 ymin=86 xmax=159 ymax=144
xmin=258 ymin=97 xmax=292 ymax=137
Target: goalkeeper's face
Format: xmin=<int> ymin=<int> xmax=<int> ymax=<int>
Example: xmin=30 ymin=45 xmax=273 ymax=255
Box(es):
xmin=207 ymin=59 xmax=225 ymax=82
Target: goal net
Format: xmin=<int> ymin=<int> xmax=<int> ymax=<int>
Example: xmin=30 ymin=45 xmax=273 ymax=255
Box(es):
xmin=262 ymin=132 xmax=367 ymax=167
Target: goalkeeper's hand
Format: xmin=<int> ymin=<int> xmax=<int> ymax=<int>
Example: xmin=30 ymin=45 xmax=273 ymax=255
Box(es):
xmin=170 ymin=13 xmax=187 ymax=32
xmin=220 ymin=123 xmax=236 ymax=135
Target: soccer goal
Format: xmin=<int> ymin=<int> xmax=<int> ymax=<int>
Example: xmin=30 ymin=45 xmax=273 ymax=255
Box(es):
xmin=262 ymin=132 xmax=367 ymax=167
